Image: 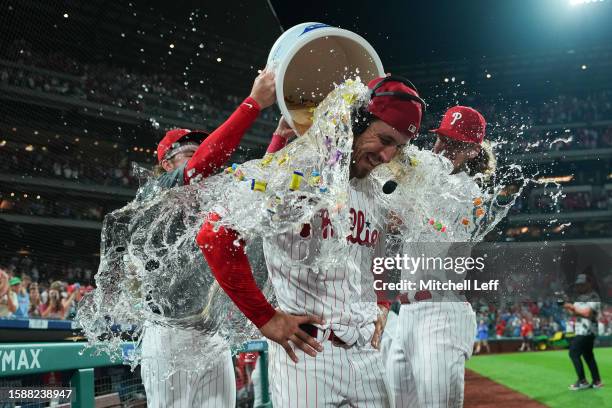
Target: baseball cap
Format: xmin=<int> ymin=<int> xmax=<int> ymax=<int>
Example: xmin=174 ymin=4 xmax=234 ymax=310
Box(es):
xmin=575 ymin=274 xmax=588 ymax=285
xmin=430 ymin=106 xmax=486 ymax=144
xmin=367 ymin=76 xmax=425 ymax=139
xmin=157 ymin=129 xmax=209 ymax=164
xmin=9 ymin=277 xmax=21 ymax=286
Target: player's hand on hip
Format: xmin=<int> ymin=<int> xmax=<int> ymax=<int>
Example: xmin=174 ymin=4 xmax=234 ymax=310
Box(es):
xmin=249 ymin=67 xmax=276 ymax=109
xmin=260 ymin=310 xmax=324 ymax=363
xmin=371 ymin=305 xmax=389 ymax=350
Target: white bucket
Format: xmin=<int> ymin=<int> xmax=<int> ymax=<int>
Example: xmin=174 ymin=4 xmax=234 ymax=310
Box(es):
xmin=267 ymin=22 xmax=385 ymax=135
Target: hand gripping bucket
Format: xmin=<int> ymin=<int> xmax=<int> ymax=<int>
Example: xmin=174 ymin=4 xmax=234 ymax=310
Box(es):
xmin=267 ymin=23 xmax=385 ymax=135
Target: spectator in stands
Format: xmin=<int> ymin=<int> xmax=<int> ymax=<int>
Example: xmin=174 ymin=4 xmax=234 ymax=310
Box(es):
xmin=64 ymin=283 xmax=84 ymax=320
xmin=11 ymin=276 xmax=30 ymax=319
xmin=39 ymin=281 xmax=76 ymax=320
xmin=495 ymin=317 xmax=506 ymax=339
xmin=28 ymin=281 xmax=41 ymax=318
xmin=474 ymin=319 xmax=491 ymax=354
xmin=0 ymin=269 xmax=18 ymax=317
xmin=519 ymin=318 xmax=533 ymax=351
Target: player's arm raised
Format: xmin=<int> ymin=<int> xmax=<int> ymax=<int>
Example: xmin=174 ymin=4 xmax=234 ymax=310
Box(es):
xmin=196 ymin=213 xmax=324 ymax=363
xmin=183 ymin=68 xmax=276 ymax=183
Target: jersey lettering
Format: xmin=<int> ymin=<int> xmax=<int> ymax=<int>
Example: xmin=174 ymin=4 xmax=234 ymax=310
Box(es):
xmin=320 ymin=208 xmax=379 ymax=247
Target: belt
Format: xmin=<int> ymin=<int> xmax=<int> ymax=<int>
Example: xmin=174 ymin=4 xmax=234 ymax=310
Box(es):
xmin=300 ymin=324 xmax=346 ymax=346
xmin=398 ymin=290 xmax=432 ymax=304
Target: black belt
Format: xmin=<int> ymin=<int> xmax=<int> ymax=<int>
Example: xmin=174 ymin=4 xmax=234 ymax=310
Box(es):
xmin=300 ymin=324 xmax=346 ymax=345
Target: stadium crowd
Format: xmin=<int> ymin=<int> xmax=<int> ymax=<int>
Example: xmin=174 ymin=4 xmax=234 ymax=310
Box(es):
xmin=0 ymin=192 xmax=111 ymax=222
xmin=509 ymin=190 xmax=612 ymax=215
xmin=1 ymin=39 xmax=277 ymax=124
xmin=472 ymin=298 xmax=612 ymax=343
xmin=0 ymin=268 xmax=93 ymax=320
xmin=3 ymin=39 xmax=612 ymax=153
xmin=1 ymin=255 xmax=95 ymax=286
xmin=0 ymin=138 xmax=146 ymax=189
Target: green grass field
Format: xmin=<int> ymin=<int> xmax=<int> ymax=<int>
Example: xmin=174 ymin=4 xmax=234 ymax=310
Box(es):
xmin=466 ymin=347 xmax=611 ymax=407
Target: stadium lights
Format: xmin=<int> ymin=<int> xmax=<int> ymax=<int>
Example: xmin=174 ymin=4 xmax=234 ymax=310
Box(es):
xmin=570 ymin=0 xmax=606 ymax=5
xmin=537 ymin=175 xmax=574 ymax=183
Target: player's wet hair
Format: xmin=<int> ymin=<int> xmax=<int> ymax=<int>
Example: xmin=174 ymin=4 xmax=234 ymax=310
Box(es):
xmin=351 ymin=105 xmax=376 ymax=137
xmin=465 ymin=140 xmax=496 ymax=182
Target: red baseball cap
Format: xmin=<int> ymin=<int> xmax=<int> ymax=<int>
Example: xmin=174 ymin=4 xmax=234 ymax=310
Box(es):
xmin=366 ymin=76 xmax=425 ymax=139
xmin=430 ymin=106 xmax=486 ymax=144
xmin=157 ymin=128 xmax=209 ymax=163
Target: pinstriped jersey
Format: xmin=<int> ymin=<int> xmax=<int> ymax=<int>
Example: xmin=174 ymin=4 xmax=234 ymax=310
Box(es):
xmin=263 ymin=177 xmax=385 ymax=346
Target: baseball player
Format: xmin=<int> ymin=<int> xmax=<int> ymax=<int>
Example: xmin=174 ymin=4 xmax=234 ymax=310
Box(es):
xmin=198 ymin=75 xmax=426 ymax=407
xmin=386 ymin=106 xmax=494 ymax=408
xmin=139 ymin=68 xmax=278 ymax=408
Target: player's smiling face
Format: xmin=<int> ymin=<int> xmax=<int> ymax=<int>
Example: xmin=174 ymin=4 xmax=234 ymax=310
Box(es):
xmin=350 ymin=120 xmax=409 ymax=179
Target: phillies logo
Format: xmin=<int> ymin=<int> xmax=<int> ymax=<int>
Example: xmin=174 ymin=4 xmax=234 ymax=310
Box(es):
xmin=450 ymin=111 xmax=462 ymax=125
xmin=320 ymin=208 xmax=379 ymax=247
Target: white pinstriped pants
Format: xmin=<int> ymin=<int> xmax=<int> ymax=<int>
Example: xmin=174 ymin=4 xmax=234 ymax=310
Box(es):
xmin=386 ymin=302 xmax=476 ymax=408
xmin=268 ymin=335 xmax=391 ymax=407
xmin=141 ymin=325 xmax=236 ymax=408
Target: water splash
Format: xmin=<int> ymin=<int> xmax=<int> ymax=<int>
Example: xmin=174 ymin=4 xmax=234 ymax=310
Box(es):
xmin=76 ymin=80 xmax=370 ymax=375
xmin=77 ymin=78 xmax=543 ymax=376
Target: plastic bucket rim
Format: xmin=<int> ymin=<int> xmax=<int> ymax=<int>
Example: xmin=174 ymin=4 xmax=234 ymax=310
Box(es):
xmin=271 ymin=26 xmax=384 ymax=135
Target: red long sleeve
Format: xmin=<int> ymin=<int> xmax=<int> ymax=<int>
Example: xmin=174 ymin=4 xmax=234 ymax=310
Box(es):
xmin=196 ymin=213 xmax=276 ymax=328
xmin=265 ymin=133 xmax=289 ymax=154
xmin=184 ymin=97 xmax=261 ymax=184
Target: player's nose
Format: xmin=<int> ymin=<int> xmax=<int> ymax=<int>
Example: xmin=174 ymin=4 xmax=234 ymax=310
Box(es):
xmin=379 ymin=146 xmax=396 ymax=164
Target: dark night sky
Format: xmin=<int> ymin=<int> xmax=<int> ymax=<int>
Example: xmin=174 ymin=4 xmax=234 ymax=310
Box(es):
xmin=269 ymin=0 xmax=612 ymax=67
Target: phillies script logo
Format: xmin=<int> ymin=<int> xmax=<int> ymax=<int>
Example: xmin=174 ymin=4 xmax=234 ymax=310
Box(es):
xmin=451 ymin=111 xmax=462 ymax=125
xmin=320 ymin=208 xmax=380 ymax=247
